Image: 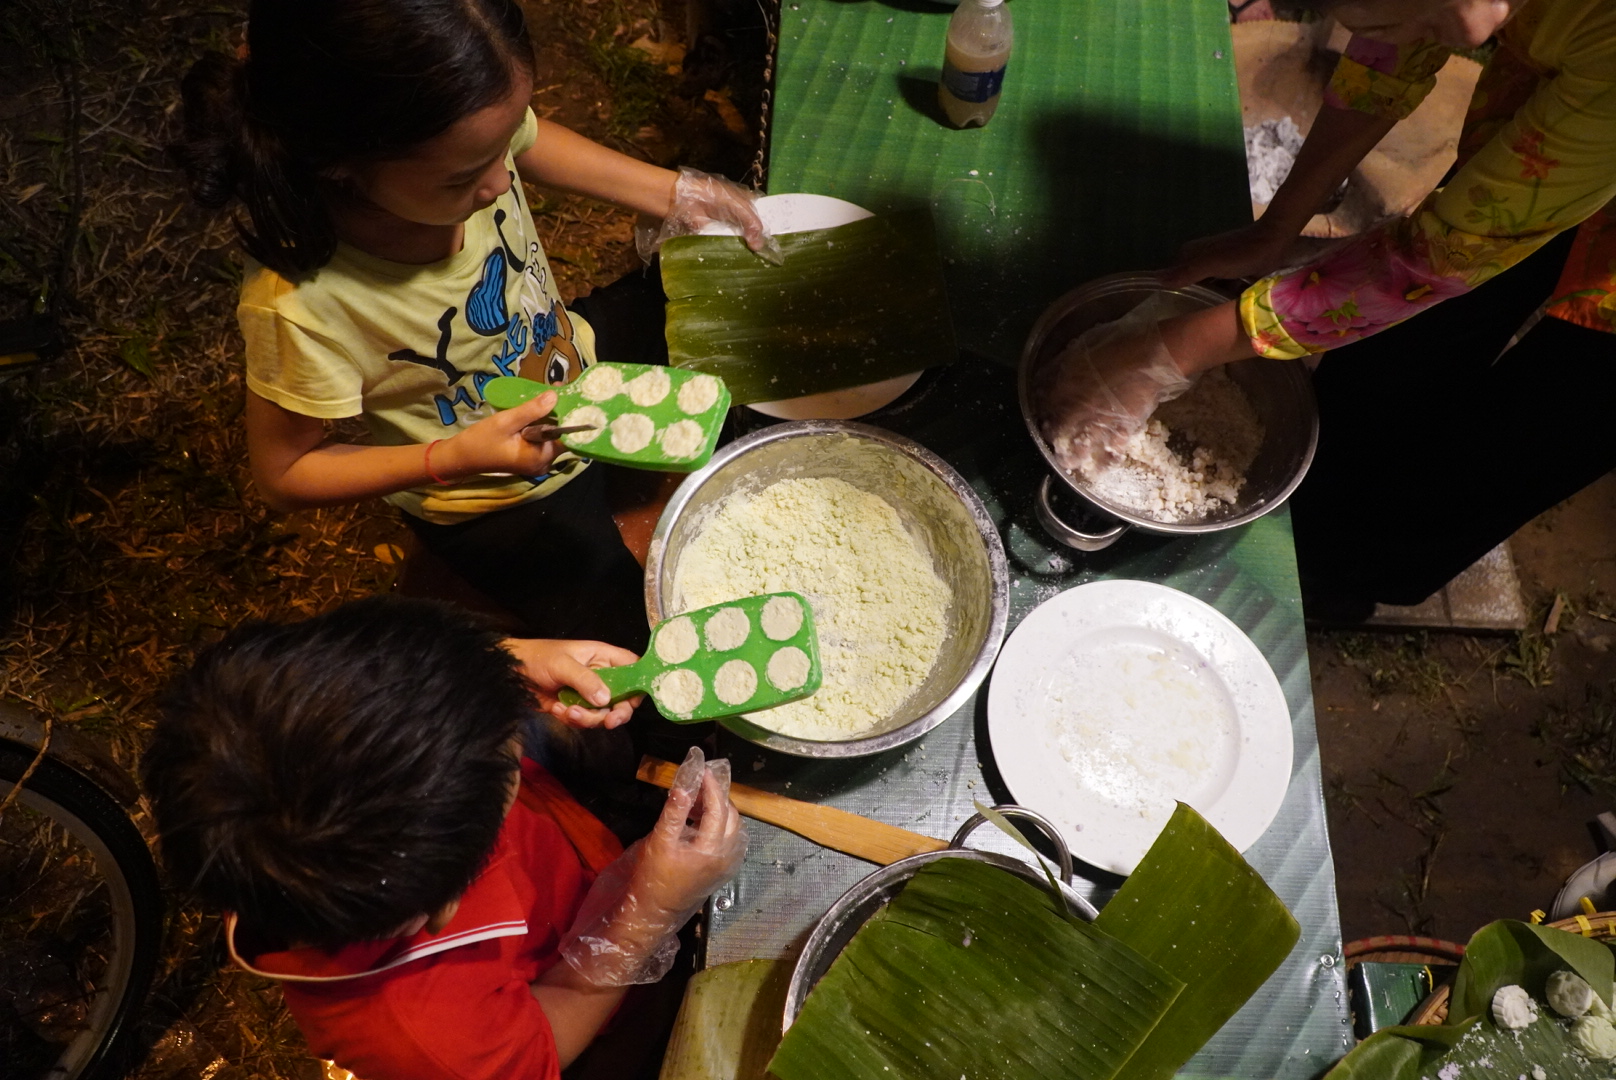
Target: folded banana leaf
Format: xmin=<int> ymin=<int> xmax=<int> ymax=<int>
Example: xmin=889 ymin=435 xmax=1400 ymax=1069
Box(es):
xmin=660 ymin=210 xmax=956 ymax=405
xmin=1093 ymin=803 xmax=1302 ymax=1080
xmin=1330 ymin=921 xmax=1616 ymax=1080
xmin=1450 ymin=918 xmax=1615 ymax=1020
xmin=767 ymin=857 xmax=1185 ymax=1080
xmin=658 ymin=959 xmax=791 ymax=1080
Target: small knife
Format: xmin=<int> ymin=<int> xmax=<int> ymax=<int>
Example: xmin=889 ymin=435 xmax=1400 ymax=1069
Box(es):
xmin=521 ymin=422 xmax=600 ymax=444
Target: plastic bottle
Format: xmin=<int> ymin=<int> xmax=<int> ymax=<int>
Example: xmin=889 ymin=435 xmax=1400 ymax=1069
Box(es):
xmin=938 ymin=0 xmax=1013 ymax=129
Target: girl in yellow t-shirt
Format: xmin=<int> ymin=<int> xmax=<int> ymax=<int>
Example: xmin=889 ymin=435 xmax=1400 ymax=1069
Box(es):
xmin=175 ymin=0 xmax=775 ymax=660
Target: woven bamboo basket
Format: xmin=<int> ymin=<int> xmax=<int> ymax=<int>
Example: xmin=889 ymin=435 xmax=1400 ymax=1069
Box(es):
xmin=1406 ymin=912 xmax=1616 ymax=1027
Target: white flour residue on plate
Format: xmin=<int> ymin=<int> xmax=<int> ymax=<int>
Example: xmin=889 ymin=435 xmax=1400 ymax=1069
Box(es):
xmin=1045 ymin=628 xmax=1239 ymax=825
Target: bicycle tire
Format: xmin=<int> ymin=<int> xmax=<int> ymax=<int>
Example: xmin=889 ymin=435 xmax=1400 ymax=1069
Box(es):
xmin=0 ymin=736 xmax=165 ymax=1080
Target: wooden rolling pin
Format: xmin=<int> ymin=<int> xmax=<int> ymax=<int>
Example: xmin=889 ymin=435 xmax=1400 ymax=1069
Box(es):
xmin=637 ymin=755 xmax=948 ymax=866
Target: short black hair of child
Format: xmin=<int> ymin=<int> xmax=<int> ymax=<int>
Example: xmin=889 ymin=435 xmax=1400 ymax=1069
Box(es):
xmin=142 ymin=597 xmax=532 ymax=950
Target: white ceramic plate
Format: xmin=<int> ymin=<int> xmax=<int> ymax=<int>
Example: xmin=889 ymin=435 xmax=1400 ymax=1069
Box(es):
xmin=697 ymin=193 xmax=923 ymax=419
xmin=986 ymin=580 xmax=1293 ymax=875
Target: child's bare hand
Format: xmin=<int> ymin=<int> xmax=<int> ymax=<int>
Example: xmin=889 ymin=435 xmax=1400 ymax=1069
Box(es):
xmin=636 ymin=748 xmax=746 ymax=917
xmin=437 ymin=393 xmax=560 ymax=479
xmin=502 ymin=638 xmax=642 ymax=729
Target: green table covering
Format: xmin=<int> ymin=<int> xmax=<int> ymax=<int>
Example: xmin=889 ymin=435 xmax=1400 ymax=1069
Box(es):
xmin=706 ymin=365 xmax=1351 ymax=1078
xmin=701 ymin=1 xmax=1352 ymax=1077
xmin=766 ymin=0 xmax=1252 ymax=363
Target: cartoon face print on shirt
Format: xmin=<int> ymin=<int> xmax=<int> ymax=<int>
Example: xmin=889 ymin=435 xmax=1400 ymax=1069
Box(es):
xmin=386 ymin=172 xmax=586 ymax=427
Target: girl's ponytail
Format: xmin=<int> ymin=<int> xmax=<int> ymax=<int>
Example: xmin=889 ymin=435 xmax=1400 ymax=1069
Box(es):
xmin=172 ymin=0 xmax=534 ymax=280
xmin=172 ymin=50 xmax=337 ymax=277
xmin=173 ymin=52 xmax=247 ymax=210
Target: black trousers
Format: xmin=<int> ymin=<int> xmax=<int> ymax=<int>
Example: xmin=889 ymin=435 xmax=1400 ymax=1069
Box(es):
xmin=404 ymin=461 xmax=650 ymax=649
xmin=1291 ymin=228 xmax=1616 ymax=606
xmin=401 ymin=265 xmax=669 ymax=646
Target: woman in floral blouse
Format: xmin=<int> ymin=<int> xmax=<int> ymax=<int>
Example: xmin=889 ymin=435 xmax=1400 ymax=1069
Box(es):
xmin=1061 ymin=0 xmax=1616 ymax=619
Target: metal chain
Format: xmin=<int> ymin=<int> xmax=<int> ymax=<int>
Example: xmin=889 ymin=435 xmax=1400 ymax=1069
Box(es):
xmin=746 ymin=0 xmax=780 ymax=191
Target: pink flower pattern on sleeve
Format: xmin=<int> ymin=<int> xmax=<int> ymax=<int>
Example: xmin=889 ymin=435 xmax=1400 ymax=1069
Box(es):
xmin=1241 ymin=2 xmax=1616 ymax=359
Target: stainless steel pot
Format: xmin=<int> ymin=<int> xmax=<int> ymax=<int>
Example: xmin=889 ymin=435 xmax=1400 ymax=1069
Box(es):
xmin=645 ymin=421 xmax=1010 ymax=758
xmin=1019 ymin=273 xmax=1319 ymax=551
xmin=782 ymin=806 xmax=1098 ymax=1029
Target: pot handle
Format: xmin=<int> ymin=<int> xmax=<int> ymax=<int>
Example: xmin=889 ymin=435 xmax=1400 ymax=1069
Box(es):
xmin=1035 ymin=475 xmax=1128 ymax=552
xmin=951 ymin=804 xmax=1074 ymax=885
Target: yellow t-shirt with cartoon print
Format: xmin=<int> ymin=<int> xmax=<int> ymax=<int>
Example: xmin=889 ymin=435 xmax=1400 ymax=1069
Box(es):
xmin=238 ymin=109 xmax=597 ymax=524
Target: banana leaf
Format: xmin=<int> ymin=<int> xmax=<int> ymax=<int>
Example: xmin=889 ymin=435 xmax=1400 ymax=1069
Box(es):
xmin=1320 ymin=1023 xmax=1461 ymax=1080
xmin=658 ymin=959 xmax=791 ymax=1080
xmin=1327 ymin=921 xmax=1616 ymax=1079
xmin=768 ymin=857 xmax=1186 ymax=1080
xmin=1093 ymin=803 xmax=1302 ymax=1080
xmin=660 ymin=211 xmax=956 ymax=405
xmin=1333 ymin=1015 xmax=1613 ymax=1080
xmin=1450 ymin=920 xmax=1615 ymax=1019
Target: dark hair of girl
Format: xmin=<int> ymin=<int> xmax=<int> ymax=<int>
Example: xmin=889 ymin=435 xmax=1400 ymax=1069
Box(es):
xmin=171 ymin=0 xmax=534 ymax=279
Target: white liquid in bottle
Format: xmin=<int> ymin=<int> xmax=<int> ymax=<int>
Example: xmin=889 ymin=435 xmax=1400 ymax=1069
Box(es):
xmin=938 ymin=0 xmax=1013 ymax=129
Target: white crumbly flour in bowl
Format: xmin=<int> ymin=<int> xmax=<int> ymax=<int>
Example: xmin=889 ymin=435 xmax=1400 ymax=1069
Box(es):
xmin=672 ymin=477 xmax=952 ymax=741
xmin=1086 ymin=368 xmax=1265 ymax=523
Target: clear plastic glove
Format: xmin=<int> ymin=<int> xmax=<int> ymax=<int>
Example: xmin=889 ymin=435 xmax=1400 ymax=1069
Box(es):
xmin=635 ymin=167 xmax=783 ymax=266
xmin=1039 ymin=296 xmax=1194 ymax=478
xmin=558 ymin=747 xmax=746 ymax=986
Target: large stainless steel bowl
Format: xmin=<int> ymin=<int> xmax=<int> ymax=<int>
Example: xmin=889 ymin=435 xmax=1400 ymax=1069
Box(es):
xmin=1020 ymin=273 xmax=1319 ymax=551
xmin=645 ymin=421 xmax=1009 ymax=758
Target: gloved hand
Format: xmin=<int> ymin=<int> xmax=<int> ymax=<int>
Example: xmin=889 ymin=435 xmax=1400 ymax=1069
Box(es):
xmin=1040 ymin=297 xmax=1194 ymax=478
xmin=636 ymin=167 xmax=783 ymax=266
xmin=558 ymin=747 xmax=746 ymax=986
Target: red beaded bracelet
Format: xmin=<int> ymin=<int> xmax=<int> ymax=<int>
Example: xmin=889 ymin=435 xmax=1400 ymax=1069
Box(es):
xmin=424 ymin=439 xmax=451 ymax=486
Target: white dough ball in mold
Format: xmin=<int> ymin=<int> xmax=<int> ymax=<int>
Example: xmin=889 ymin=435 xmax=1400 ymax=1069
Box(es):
xmin=625 ymin=368 xmax=671 ymax=407
xmin=609 ymin=413 xmax=655 ymax=454
xmin=677 ymin=374 xmax=722 ymax=415
xmin=660 ymin=420 xmax=707 ymax=460
xmin=562 ymin=405 xmax=607 ymax=444
xmin=654 ymin=616 xmax=699 ymax=665
xmin=579 ymin=365 xmax=623 ymax=402
xmin=704 ymin=606 xmax=750 ymax=651
xmin=714 ymin=660 xmax=758 ymax=705
xmin=767 ymin=646 xmax=811 ymax=692
xmin=760 ymin=595 xmax=805 ymax=641
xmin=653 ymin=668 xmax=704 ymax=717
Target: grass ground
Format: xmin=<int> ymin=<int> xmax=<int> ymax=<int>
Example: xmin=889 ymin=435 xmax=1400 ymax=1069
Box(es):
xmin=1311 ymin=472 xmax=1616 ymax=943
xmin=0 ymin=0 xmax=754 ymax=1075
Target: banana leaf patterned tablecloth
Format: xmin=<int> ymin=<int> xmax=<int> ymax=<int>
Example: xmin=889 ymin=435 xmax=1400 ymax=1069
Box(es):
xmin=702 ymin=1 xmax=1351 ymax=1076
xmin=764 ymin=0 xmax=1252 ymax=365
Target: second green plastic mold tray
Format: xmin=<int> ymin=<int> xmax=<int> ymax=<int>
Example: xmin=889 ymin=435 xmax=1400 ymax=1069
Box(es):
xmin=563 ymin=592 xmax=823 ymax=722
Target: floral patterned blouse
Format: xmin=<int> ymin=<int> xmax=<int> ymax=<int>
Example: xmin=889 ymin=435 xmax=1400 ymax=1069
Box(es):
xmin=1241 ymin=0 xmax=1616 ymax=358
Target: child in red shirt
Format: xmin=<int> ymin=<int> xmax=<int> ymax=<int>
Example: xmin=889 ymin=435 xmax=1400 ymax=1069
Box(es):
xmin=142 ymin=597 xmax=745 ymax=1079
